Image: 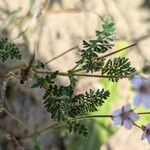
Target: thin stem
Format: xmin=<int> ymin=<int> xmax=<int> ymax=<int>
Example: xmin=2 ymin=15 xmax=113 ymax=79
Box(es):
xmin=138 ymin=112 xmax=150 ymax=115
xmin=20 ymin=114 xmax=112 ymax=140
xmin=73 ymin=43 xmax=137 ymax=73
xmin=44 ymin=46 xmax=79 ymax=66
xmin=73 ymin=68 xmax=83 ymax=73
xmin=21 ymin=123 xmax=61 ymax=140
xmin=70 ymin=64 xmax=80 ymax=72
xmin=9 ymin=71 xmax=21 ymax=79
xmin=18 ymin=110 xmax=150 ymax=140
xmin=70 ymin=73 xmax=129 ymax=78
xmin=133 ymin=123 xmax=142 ymax=130
xmin=70 ymin=114 xmax=112 ymax=121
xmin=33 ymin=69 xmax=130 ymax=79
xmin=0 ymin=130 xmax=24 ymax=149
xmin=100 ymin=43 xmax=137 ymax=59
xmin=2 ymin=108 xmax=33 ymax=132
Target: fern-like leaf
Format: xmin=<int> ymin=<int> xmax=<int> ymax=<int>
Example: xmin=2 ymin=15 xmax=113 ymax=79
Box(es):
xmin=101 ymin=57 xmax=136 ymax=82
xmin=0 ymin=37 xmax=22 ymax=62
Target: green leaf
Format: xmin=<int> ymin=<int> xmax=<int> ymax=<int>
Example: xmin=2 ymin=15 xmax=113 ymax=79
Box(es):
xmin=68 ymin=121 xmax=88 ymax=137
xmin=31 ymin=76 xmax=45 ymax=88
xmin=31 ymin=71 xmax=59 ymax=88
xmin=0 ymin=37 xmax=22 ymax=62
xmin=77 ymin=17 xmax=116 ymax=73
xmin=72 ymin=89 xmax=110 ymax=115
xmin=101 ymin=57 xmax=136 ymax=82
xmin=35 ymin=60 xmax=45 ymax=69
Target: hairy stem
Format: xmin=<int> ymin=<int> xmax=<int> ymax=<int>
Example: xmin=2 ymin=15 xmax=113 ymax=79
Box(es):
xmin=99 ymin=43 xmax=137 ymax=59
xmin=133 ymin=123 xmax=142 ymax=130
xmin=138 ymin=112 xmax=150 ymax=115
xmin=20 ymin=114 xmax=112 ymax=140
xmin=33 ymin=69 xmax=130 ymax=79
xmin=19 ymin=110 xmax=150 ymax=140
xmin=44 ymin=45 xmax=79 ymax=66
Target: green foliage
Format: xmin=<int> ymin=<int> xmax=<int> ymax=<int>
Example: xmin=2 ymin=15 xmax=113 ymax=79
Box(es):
xmin=76 ymin=18 xmax=136 ymax=82
xmin=98 ymin=17 xmax=116 ymax=40
xmin=33 ymin=72 xmax=109 ymax=121
xmin=31 ymin=76 xmax=45 ymax=88
xmin=142 ymin=65 xmax=150 ymax=74
xmin=72 ymin=89 xmax=110 ymax=113
xmin=34 ymin=135 xmax=41 ymax=150
xmin=35 ymin=60 xmax=45 ymax=69
xmin=68 ymin=121 xmax=88 ymax=137
xmin=30 ymin=18 xmax=137 ymax=137
xmin=32 ymin=71 xmax=109 ymax=135
xmin=0 ymin=37 xmax=22 ymax=62
xmin=0 ymin=17 xmax=137 ymax=139
xmin=66 ymin=41 xmax=130 ymax=149
xmin=0 ymin=4 xmax=142 ymax=149
xmin=101 ymin=57 xmax=136 ymax=82
xmin=77 ymin=17 xmax=116 ymax=73
xmin=31 ymin=71 xmax=59 ymax=88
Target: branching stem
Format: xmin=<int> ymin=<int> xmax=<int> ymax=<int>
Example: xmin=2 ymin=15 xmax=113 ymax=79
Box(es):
xmin=33 ymin=68 xmax=130 ymax=79
xmin=19 ymin=111 xmax=150 ymax=140
xmin=73 ymin=43 xmax=137 ymax=73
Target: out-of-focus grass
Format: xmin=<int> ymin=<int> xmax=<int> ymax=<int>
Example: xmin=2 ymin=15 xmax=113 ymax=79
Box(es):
xmin=34 ymin=135 xmax=41 ymax=150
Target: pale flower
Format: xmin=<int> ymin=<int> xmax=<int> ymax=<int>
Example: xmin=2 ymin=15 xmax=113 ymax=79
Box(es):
xmin=132 ymin=76 xmax=150 ymax=108
xmin=141 ymin=123 xmax=150 ymax=144
xmin=112 ymin=103 xmax=139 ymax=129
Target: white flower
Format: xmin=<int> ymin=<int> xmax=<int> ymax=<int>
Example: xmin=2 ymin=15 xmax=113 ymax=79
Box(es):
xmin=141 ymin=123 xmax=150 ymax=144
xmin=132 ymin=76 xmax=150 ymax=108
xmin=112 ymin=103 xmax=139 ymax=129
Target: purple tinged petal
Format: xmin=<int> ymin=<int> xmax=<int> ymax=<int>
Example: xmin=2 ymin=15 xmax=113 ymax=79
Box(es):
xmin=132 ymin=76 xmax=142 ymax=89
xmin=123 ymin=120 xmax=132 ymax=129
xmin=142 ymin=77 xmax=150 ymax=86
xmin=123 ymin=103 xmax=131 ymax=112
xmin=147 ymin=77 xmax=150 ymax=84
xmin=146 ymin=135 xmax=150 ymax=144
xmin=134 ymin=94 xmax=141 ymax=107
xmin=146 ymin=123 xmax=150 ymax=129
xmin=112 ymin=109 xmax=122 ymax=116
xmin=113 ymin=116 xmax=122 ymax=125
xmin=130 ymin=112 xmax=139 ymax=122
xmin=142 ymin=94 xmax=150 ymax=108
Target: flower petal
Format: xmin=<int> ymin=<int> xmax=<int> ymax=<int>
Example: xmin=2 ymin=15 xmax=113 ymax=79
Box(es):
xmin=146 ymin=123 xmax=150 ymax=129
xmin=113 ymin=116 xmax=122 ymax=125
xmin=123 ymin=103 xmax=131 ymax=112
xmin=123 ymin=120 xmax=132 ymax=129
xmin=132 ymin=76 xmax=142 ymax=89
xmin=130 ymin=112 xmax=139 ymax=122
xmin=112 ymin=109 xmax=122 ymax=116
xmin=146 ymin=135 xmax=150 ymax=144
xmin=142 ymin=94 xmax=150 ymax=108
xmin=134 ymin=94 xmax=141 ymax=107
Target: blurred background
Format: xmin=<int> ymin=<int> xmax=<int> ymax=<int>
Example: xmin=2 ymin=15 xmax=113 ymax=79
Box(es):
xmin=0 ymin=0 xmax=150 ymax=149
